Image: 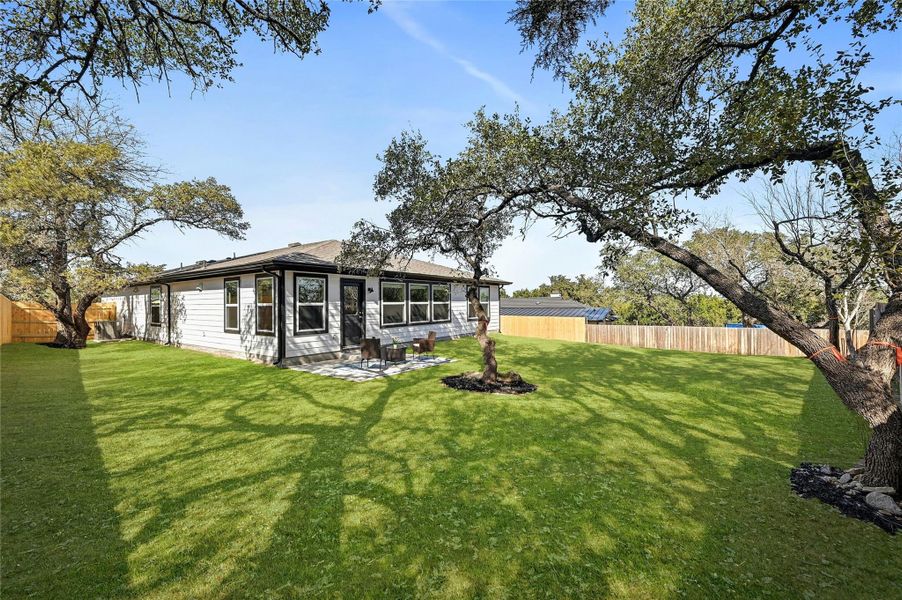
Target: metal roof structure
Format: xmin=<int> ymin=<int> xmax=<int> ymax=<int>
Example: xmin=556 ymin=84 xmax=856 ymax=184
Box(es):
xmin=500 ymin=297 xmax=615 ymax=320
xmin=144 ymin=240 xmax=512 ymax=285
xmin=585 ymin=307 xmax=613 ymax=322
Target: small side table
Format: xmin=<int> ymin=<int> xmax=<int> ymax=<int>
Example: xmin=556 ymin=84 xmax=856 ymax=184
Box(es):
xmin=381 ymin=346 xmax=407 ymax=368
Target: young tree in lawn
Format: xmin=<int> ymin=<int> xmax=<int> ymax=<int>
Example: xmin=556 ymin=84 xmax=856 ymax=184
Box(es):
xmin=0 ymin=106 xmax=248 ymax=348
xmin=390 ymin=1 xmax=902 ymax=486
xmin=339 ymin=120 xmax=538 ymax=384
xmin=1 ymin=0 xmax=378 ymax=133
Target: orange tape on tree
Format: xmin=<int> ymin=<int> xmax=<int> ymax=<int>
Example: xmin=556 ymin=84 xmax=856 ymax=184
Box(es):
xmin=867 ymin=340 xmax=902 ymax=366
xmin=808 ymin=345 xmax=847 ymax=363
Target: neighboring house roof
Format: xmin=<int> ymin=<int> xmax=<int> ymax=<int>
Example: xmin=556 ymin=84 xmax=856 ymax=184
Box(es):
xmin=147 ymin=239 xmax=512 ymax=285
xmin=585 ymin=307 xmax=614 ymax=322
xmin=500 ymin=297 xmax=615 ymax=320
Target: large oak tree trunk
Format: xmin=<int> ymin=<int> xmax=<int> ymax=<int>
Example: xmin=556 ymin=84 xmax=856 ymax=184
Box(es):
xmin=468 ymin=288 xmax=498 ymax=384
xmin=52 ymin=307 xmax=91 ymax=349
xmin=48 ymin=281 xmax=95 ymax=349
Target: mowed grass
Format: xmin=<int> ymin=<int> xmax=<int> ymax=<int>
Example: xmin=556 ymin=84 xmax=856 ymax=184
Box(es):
xmin=1 ymin=336 xmax=899 ymax=599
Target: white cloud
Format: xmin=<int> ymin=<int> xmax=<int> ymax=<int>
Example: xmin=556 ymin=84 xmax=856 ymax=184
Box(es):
xmin=382 ymin=2 xmax=530 ymax=108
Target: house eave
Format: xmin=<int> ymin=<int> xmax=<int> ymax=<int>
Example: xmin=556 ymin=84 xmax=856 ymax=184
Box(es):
xmin=129 ymin=259 xmax=511 ymax=287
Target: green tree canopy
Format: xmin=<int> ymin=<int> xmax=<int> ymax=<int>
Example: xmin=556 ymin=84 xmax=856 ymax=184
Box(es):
xmin=0 ymin=108 xmax=247 ymax=347
xmin=0 ymin=0 xmax=377 ymax=131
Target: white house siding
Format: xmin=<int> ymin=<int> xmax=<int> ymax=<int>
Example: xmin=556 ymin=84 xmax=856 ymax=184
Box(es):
xmin=105 ymin=273 xmax=277 ymax=360
xmin=103 ymin=285 xmax=168 ymax=344
xmin=167 ymin=275 xmax=276 ymax=359
xmin=106 ymin=273 xmax=500 ymax=363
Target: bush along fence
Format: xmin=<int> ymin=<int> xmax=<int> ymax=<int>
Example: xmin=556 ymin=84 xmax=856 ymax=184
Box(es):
xmin=0 ymin=294 xmax=116 ymax=344
xmin=499 ymin=315 xmax=868 ymax=358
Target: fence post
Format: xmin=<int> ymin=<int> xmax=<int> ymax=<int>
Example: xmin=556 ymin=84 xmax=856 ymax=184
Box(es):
xmin=0 ymin=294 xmax=12 ymax=345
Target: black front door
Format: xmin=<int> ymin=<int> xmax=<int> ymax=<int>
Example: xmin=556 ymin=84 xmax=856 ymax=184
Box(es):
xmin=341 ymin=280 xmax=365 ymax=348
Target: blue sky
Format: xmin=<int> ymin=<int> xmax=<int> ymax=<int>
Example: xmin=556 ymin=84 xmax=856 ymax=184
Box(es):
xmin=108 ymin=0 xmax=901 ymax=290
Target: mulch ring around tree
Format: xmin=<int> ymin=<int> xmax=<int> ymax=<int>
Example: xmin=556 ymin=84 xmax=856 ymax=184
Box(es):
xmin=790 ymin=463 xmax=902 ymax=534
xmin=442 ymin=371 xmax=537 ymax=395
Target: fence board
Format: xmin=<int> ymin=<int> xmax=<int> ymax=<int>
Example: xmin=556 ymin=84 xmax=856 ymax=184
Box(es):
xmin=585 ymin=324 xmax=869 ymax=357
xmin=0 ymin=295 xmax=12 ymax=344
xmin=500 ymin=315 xmax=586 ymax=343
xmin=0 ymin=294 xmax=116 ymax=344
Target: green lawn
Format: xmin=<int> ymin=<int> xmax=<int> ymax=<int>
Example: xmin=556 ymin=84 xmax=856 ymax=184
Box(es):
xmin=1 ymin=337 xmax=898 ymax=599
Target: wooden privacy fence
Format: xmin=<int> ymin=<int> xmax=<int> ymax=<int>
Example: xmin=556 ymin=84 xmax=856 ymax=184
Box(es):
xmin=0 ymin=294 xmax=116 ymax=344
xmin=500 ymin=315 xmax=587 ymax=343
xmin=499 ymin=314 xmax=871 ymax=358
xmin=585 ymin=324 xmax=870 ymax=357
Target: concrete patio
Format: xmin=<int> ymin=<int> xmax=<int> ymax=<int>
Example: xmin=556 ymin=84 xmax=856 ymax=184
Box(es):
xmin=289 ymin=355 xmax=455 ymax=382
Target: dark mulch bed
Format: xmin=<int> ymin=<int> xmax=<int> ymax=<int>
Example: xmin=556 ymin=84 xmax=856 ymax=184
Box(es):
xmin=442 ymin=372 xmax=537 ymax=395
xmin=790 ymin=463 xmax=901 ymax=534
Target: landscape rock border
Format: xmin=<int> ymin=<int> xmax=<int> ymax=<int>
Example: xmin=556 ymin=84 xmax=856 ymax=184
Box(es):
xmin=790 ymin=462 xmax=901 ymax=534
xmin=442 ymin=372 xmax=538 ymax=395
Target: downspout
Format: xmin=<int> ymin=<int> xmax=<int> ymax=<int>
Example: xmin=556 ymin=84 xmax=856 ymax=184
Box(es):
xmin=163 ymin=283 xmax=172 ymax=345
xmin=263 ymin=267 xmax=286 ymax=368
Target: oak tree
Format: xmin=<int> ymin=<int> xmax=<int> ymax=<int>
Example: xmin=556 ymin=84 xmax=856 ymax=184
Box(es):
xmin=0 ymin=106 xmax=248 ymax=347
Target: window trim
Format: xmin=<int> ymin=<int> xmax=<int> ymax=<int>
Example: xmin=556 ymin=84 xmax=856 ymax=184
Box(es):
xmin=468 ymin=285 xmax=491 ymax=321
xmin=293 ymin=273 xmax=329 ymax=335
xmin=430 ymin=283 xmax=452 ymax=323
xmin=380 ymin=280 xmax=408 ymax=327
xmin=149 ymin=285 xmax=162 ymax=327
xmin=254 ymin=273 xmax=276 ymax=336
xmin=408 ymin=282 xmax=431 ymax=324
xmin=223 ymin=277 xmax=240 ymax=333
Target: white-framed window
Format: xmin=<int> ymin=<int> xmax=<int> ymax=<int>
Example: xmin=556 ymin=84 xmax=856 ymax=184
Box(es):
xmin=255 ymin=275 xmax=275 ymax=335
xmin=381 ymin=281 xmax=406 ymax=325
xmin=431 ymin=283 xmax=451 ymax=322
xmin=295 ymin=274 xmax=327 ymax=334
xmin=408 ymin=283 xmax=430 ymax=324
xmin=468 ymin=285 xmax=491 ymax=320
xmin=149 ymin=285 xmax=162 ymax=326
xmin=224 ymin=278 xmax=240 ymax=332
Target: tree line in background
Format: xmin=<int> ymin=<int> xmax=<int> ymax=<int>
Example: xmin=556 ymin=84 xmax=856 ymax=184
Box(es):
xmin=509 ymin=222 xmax=883 ymax=338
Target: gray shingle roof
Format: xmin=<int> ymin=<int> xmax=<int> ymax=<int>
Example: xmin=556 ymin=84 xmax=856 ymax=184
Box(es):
xmin=155 ymin=240 xmax=511 ymax=284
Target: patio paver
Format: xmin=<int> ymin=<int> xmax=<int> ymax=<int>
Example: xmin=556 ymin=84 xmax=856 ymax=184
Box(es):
xmin=289 ymin=356 xmax=455 ymax=382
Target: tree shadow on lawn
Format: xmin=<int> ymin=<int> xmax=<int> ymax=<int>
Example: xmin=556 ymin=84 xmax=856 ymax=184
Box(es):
xmin=501 ymin=337 xmax=901 ymax=597
xmin=0 ymin=344 xmax=131 ymax=599
xmin=12 ymin=338 xmax=898 ymax=598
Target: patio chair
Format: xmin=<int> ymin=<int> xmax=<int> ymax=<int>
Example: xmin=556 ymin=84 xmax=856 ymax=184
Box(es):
xmin=360 ymin=337 xmax=381 ymax=368
xmin=411 ymin=331 xmax=437 ymax=359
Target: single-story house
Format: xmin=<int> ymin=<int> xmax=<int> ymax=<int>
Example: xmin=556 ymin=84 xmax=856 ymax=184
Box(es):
xmin=499 ymin=296 xmax=616 ymax=323
xmin=103 ymin=239 xmax=510 ymax=365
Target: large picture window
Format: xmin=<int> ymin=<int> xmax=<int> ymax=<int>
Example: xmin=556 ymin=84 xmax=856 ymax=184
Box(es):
xmin=295 ymin=275 xmax=327 ymax=334
xmin=468 ymin=285 xmax=491 ymax=320
xmin=431 ymin=284 xmax=451 ymax=322
xmin=149 ymin=285 xmax=162 ymax=326
xmin=255 ymin=275 xmax=275 ymax=335
xmin=381 ymin=281 xmax=406 ymax=325
xmin=408 ymin=283 xmax=430 ymax=324
xmin=224 ymin=278 xmax=240 ymax=332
